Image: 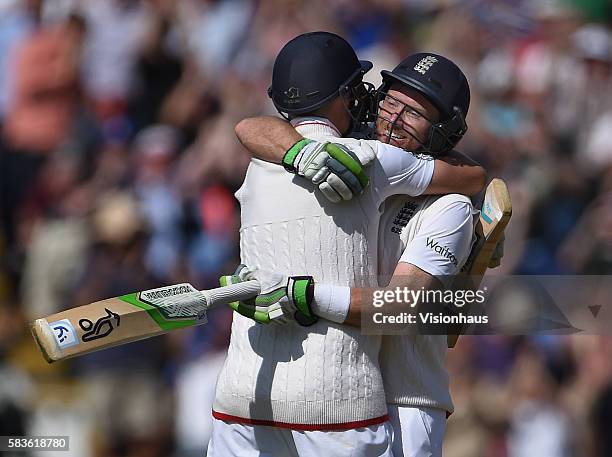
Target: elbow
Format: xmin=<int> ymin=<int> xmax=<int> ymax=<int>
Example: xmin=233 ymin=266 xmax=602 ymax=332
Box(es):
xmin=234 ymin=118 xmax=252 ymax=145
xmin=469 ymin=167 xmax=487 ymax=196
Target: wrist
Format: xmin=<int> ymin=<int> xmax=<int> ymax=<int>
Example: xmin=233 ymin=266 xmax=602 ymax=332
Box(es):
xmin=287 ymin=276 xmax=318 ymax=326
xmin=282 ymin=138 xmax=312 ymax=173
xmin=312 ymin=283 xmax=351 ymax=323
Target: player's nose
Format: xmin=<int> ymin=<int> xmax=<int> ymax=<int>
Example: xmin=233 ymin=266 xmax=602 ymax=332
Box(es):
xmin=388 ymin=111 xmax=401 ymax=123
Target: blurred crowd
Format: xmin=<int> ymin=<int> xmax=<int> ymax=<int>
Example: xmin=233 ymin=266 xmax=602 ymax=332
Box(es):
xmin=0 ymin=0 xmax=611 ymax=456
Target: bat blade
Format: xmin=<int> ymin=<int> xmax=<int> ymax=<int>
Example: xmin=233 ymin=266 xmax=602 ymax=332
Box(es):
xmin=466 ymin=178 xmax=512 ymax=276
xmin=447 ymin=178 xmax=512 ymax=347
xmin=31 ymin=280 xmax=259 ymax=363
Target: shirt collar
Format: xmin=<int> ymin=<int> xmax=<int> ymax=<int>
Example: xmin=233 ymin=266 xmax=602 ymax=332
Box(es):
xmin=290 ymin=116 xmax=342 ymax=138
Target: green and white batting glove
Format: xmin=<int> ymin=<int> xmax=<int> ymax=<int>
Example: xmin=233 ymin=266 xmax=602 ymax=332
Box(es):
xmin=220 ymin=265 xmax=318 ymax=326
xmin=282 ymin=139 xmax=370 ymax=203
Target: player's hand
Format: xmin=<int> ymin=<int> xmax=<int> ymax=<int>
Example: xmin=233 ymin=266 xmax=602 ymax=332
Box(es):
xmin=283 ymin=139 xmax=371 ymax=203
xmin=488 ymin=233 xmax=505 ymax=268
xmin=220 ymin=265 xmax=288 ymax=325
xmin=220 ymin=265 xmax=318 ymax=326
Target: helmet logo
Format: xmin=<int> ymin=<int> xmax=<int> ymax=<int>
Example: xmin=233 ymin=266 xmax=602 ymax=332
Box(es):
xmin=413 ymin=56 xmax=438 ymax=75
xmin=285 ymin=87 xmax=300 ymax=99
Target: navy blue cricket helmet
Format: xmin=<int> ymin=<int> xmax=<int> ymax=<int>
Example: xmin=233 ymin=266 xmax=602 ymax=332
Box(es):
xmin=379 ymin=53 xmax=470 ymax=153
xmin=268 ymin=32 xmax=373 ymax=123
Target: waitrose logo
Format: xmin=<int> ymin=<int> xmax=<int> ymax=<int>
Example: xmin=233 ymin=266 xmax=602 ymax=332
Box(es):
xmin=426 ymin=238 xmax=458 ymax=266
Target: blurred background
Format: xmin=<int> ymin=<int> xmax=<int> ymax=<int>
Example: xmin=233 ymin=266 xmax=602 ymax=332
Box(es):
xmin=0 ymin=0 xmax=611 ymax=455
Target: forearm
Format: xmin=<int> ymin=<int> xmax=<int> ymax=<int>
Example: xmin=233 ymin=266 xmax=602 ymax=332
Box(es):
xmin=314 ymin=263 xmax=441 ymax=328
xmin=440 ymin=149 xmax=482 ymax=167
xmin=234 ymin=116 xmax=303 ymax=163
xmin=428 ymin=151 xmax=487 ymax=196
xmin=345 ymin=288 xmax=365 ymax=327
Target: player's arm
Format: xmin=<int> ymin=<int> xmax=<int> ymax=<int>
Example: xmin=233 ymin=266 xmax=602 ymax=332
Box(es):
xmin=235 ymin=116 xmax=370 ymax=202
xmin=372 ymin=143 xmax=486 ymax=201
xmin=236 ymin=116 xmax=485 ymax=201
xmin=320 ymin=198 xmax=475 ymax=326
xmin=427 ymin=150 xmax=486 ymax=196
xmin=235 ymin=116 xmax=302 ymax=163
xmin=342 ymin=263 xmax=441 ymax=326
xmin=225 ymin=264 xmax=441 ymax=327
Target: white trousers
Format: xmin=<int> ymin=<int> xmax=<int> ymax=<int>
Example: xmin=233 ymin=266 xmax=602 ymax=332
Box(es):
xmin=207 ymin=418 xmax=394 ymax=457
xmin=387 ymin=405 xmax=446 ymax=457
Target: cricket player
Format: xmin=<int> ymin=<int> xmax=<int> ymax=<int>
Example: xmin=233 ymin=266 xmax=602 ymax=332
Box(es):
xmin=231 ymin=53 xmax=480 ymax=456
xmin=208 ymin=33 xmax=485 ymax=457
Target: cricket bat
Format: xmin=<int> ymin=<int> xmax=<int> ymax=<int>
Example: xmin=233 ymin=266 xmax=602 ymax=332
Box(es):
xmin=447 ymin=178 xmax=512 ymax=348
xmin=31 ymin=280 xmax=260 ymax=363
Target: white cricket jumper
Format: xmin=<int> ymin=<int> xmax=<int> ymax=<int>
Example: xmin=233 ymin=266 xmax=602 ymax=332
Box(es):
xmin=212 ymin=117 xmax=434 ymax=429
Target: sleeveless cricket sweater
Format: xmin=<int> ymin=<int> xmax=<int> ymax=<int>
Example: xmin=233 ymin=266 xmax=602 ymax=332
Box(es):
xmin=213 ymin=119 xmax=385 ymax=429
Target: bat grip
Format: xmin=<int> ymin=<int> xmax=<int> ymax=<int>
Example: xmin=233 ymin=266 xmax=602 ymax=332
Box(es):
xmin=205 ymin=280 xmax=260 ymax=309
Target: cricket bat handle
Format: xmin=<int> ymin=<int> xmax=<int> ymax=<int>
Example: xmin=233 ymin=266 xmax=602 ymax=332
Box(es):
xmin=205 ymin=280 xmax=260 ymax=308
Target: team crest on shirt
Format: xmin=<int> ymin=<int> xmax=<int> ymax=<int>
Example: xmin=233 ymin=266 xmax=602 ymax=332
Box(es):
xmin=390 ymin=201 xmax=418 ymax=234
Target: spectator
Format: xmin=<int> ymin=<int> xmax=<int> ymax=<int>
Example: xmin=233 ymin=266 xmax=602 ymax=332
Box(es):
xmin=0 ymin=2 xmax=610 ymax=456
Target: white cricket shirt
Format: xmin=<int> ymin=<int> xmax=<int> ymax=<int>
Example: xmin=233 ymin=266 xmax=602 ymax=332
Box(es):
xmin=378 ymin=193 xmax=477 ymax=414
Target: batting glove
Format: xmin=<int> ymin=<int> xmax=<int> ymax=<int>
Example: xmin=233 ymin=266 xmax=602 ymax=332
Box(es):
xmin=220 ymin=265 xmax=318 ymax=326
xmin=283 ymin=139 xmax=370 ymax=203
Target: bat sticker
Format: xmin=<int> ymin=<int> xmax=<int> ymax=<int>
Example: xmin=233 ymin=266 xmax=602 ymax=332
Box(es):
xmin=481 ymin=198 xmax=502 ymax=225
xmin=138 ymin=283 xmax=208 ymax=321
xmin=79 ymin=308 xmax=121 ymax=342
xmin=49 ymin=319 xmax=79 ymax=349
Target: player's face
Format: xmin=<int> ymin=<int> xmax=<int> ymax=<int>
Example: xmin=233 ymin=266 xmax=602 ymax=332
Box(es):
xmin=376 ymin=84 xmax=440 ymax=151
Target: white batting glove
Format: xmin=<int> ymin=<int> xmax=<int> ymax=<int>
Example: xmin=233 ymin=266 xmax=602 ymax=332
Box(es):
xmin=282 ymin=139 xmax=371 ymax=203
xmin=221 ymin=265 xmax=318 ymax=326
